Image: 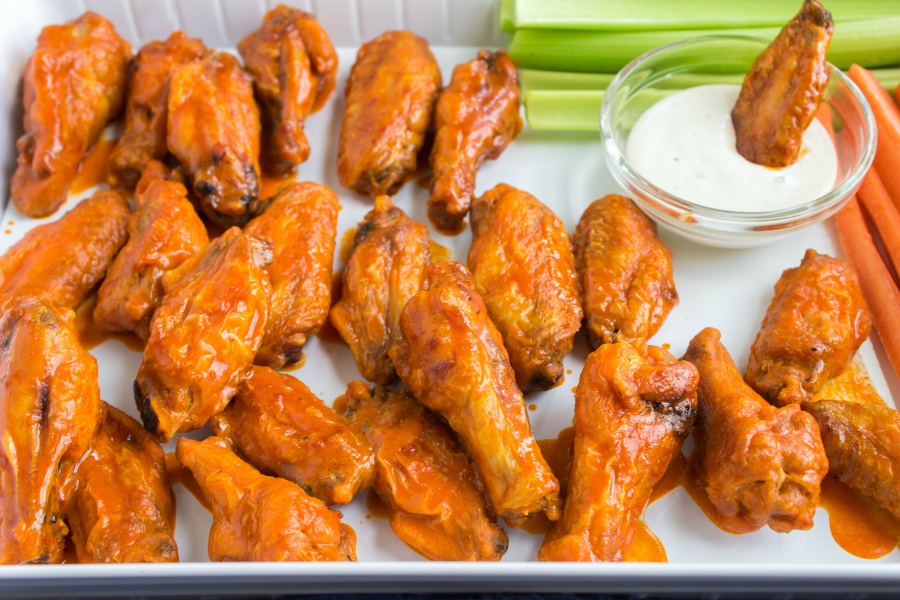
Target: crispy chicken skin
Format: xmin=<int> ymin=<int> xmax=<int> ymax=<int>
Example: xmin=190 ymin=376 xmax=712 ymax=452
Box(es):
xmin=337 ymin=31 xmax=441 ymax=197
xmin=94 ymin=179 xmax=208 ymax=340
xmin=134 ymin=228 xmax=272 ymax=442
xmin=11 ymin=12 xmax=131 ymax=218
xmin=684 ymin=328 xmax=828 ymax=534
xmin=388 ymin=260 xmax=561 ymax=527
xmin=339 ymin=381 xmax=508 ymax=561
xmin=330 ymin=195 xmax=430 ymax=385
xmin=573 ymin=194 xmax=677 ymax=348
xmin=731 ymin=0 xmax=834 ymax=167
xmin=803 ymin=399 xmax=900 ymax=520
xmin=67 ymin=403 xmax=177 ymax=563
xmin=540 ymin=342 xmax=698 ymax=562
xmin=0 ymin=190 xmax=129 ymax=309
xmin=107 ymin=32 xmax=206 ymax=189
xmin=167 ymin=50 xmax=263 ymax=227
xmin=238 ymin=5 xmax=338 ymax=176
xmin=429 ymin=50 xmax=522 ymax=232
xmin=468 ymin=184 xmax=582 ymax=392
xmin=0 ymin=296 xmax=101 ymax=564
xmin=244 ymin=182 xmax=338 ymax=369
xmin=176 ymin=436 xmax=356 ymax=562
xmin=210 ymin=366 xmax=374 ymax=506
xmin=745 ymin=249 xmax=871 ymax=407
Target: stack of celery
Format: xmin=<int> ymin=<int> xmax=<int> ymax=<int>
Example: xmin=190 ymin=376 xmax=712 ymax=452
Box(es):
xmin=502 ymin=0 xmax=900 ymax=131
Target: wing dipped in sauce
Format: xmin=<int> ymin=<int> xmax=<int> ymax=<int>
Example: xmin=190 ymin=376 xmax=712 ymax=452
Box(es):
xmin=731 ymin=0 xmax=834 ymax=168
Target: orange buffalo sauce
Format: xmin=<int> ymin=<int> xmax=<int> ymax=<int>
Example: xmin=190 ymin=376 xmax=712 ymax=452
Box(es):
xmin=819 ymin=476 xmax=900 ymax=559
xmin=258 ymin=172 xmax=297 ymax=200
xmin=813 ymin=356 xmax=885 ymax=406
xmin=73 ymin=294 xmax=145 ymax=352
xmin=366 ymin=488 xmax=391 ymax=520
xmin=70 ymin=137 xmax=117 ymax=195
xmin=621 ymin=520 xmax=667 ymax=562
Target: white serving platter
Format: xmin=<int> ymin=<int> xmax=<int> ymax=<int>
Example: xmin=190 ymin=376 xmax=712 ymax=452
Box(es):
xmin=2 ymin=0 xmax=900 ymax=596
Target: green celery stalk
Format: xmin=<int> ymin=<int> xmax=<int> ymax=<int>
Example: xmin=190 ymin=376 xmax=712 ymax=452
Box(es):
xmin=498 ymin=0 xmax=516 ymax=34
xmin=524 ymin=91 xmax=604 ymax=132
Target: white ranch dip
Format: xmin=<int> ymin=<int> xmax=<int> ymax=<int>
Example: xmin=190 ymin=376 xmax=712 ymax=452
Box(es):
xmin=625 ymin=84 xmax=838 ymax=212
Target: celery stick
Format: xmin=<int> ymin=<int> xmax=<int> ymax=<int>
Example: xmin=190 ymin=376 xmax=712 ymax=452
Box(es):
xmin=524 ymin=91 xmax=604 ymax=132
xmin=520 ymin=70 xmax=615 ymax=95
xmin=498 ymin=0 xmax=516 ymax=34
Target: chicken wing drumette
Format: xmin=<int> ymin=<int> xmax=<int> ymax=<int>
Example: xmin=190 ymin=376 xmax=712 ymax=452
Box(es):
xmin=134 ymin=228 xmax=272 ymax=442
xmin=243 ymin=182 xmax=338 ymax=369
xmin=167 ymin=50 xmax=263 ymax=227
xmin=176 ymin=436 xmax=356 ymax=561
xmin=211 ymin=366 xmax=374 ymax=506
xmin=540 ymin=342 xmax=698 ymax=562
xmin=745 ymin=249 xmax=871 ymax=407
xmin=468 ymin=184 xmax=582 ymax=391
xmin=329 ymin=195 xmax=431 ymax=385
xmin=429 ymin=50 xmax=522 ymax=232
xmin=94 ymin=179 xmax=208 ymax=340
xmin=389 ymin=260 xmax=560 ymax=527
xmin=67 ymin=403 xmax=177 ymax=563
xmin=11 ymin=12 xmax=131 ymax=217
xmin=0 ymin=296 xmax=101 ymax=564
xmin=337 ymin=31 xmax=441 ymax=197
xmin=573 ymin=194 xmax=677 ymax=348
xmin=339 ymin=381 xmax=508 ymax=561
xmin=684 ymin=328 xmax=827 ymax=533
xmin=0 ymin=190 xmax=128 ymax=309
xmin=238 ymin=5 xmax=338 ymax=175
xmin=107 ymin=32 xmax=206 ymax=189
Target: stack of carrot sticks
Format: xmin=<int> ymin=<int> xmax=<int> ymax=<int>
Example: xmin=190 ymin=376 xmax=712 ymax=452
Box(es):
xmin=835 ymin=65 xmax=900 ymax=380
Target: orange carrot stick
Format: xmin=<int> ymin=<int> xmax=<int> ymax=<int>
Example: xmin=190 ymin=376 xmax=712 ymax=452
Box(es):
xmin=848 ymin=65 xmax=900 ymax=208
xmin=834 ymin=197 xmax=900 ymax=379
xmin=856 ymin=168 xmax=900 ymax=277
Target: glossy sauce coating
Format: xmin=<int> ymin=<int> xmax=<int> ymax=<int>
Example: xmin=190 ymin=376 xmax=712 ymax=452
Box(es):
xmin=388 ymin=260 xmax=560 ymax=527
xmin=67 ymin=403 xmax=177 ymax=563
xmin=176 ymin=436 xmax=355 ymax=562
xmin=0 ymin=296 xmax=101 ymax=564
xmin=684 ymin=327 xmax=827 ymax=533
xmin=11 ymin=12 xmax=131 ymax=217
xmin=337 ymin=31 xmax=441 ymax=197
xmin=540 ymin=343 xmax=698 ymax=562
xmin=573 ymin=194 xmax=677 ymax=348
xmin=468 ymin=184 xmax=582 ymax=391
xmin=745 ymin=249 xmax=871 ymax=407
xmin=329 ymin=195 xmax=430 ymax=385
xmin=134 ymin=228 xmax=272 ymax=442
xmin=0 ymin=190 xmax=129 ymax=309
xmin=340 ymin=381 xmax=508 ymax=561
xmin=243 ymin=182 xmax=338 ymax=369
xmin=211 ymin=366 xmax=374 ymax=506
xmin=429 ymin=50 xmax=522 ymax=232
xmin=107 ymin=32 xmax=206 ymax=189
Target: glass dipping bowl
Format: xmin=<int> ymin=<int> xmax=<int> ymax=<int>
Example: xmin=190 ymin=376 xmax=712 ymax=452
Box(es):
xmin=599 ymin=36 xmax=876 ymax=248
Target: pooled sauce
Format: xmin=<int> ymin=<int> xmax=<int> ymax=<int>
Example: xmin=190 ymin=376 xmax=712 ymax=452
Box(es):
xmin=428 ymin=240 xmax=452 ymax=262
xmin=621 ymin=520 xmax=667 ymax=562
xmin=812 ymin=356 xmax=885 ymax=406
xmin=819 ymin=476 xmax=900 ymax=559
xmin=626 ymin=84 xmax=838 ymax=212
xmin=166 ymin=452 xmax=211 ymax=513
xmin=366 ymin=488 xmax=390 ymax=520
xmin=259 ymin=173 xmax=297 ymax=200
xmin=74 ymin=294 xmax=145 ymax=352
xmin=70 ymin=137 xmax=118 ymax=195
xmin=315 ymin=272 xmax=344 ymax=345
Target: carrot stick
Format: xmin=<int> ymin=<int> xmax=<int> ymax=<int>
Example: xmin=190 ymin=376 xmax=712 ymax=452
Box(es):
xmin=848 ymin=65 xmax=900 ymax=207
xmin=834 ymin=197 xmax=900 ymax=379
xmin=856 ymin=168 xmax=900 ymax=276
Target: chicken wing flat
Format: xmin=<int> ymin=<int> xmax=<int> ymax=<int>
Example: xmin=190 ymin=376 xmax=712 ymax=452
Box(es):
xmin=329 ymin=195 xmax=430 ymax=385
xmin=67 ymin=403 xmax=177 ymax=563
xmin=573 ymin=194 xmax=677 ymax=348
xmin=176 ymin=436 xmax=355 ymax=561
xmin=11 ymin=12 xmax=131 ymax=217
xmin=243 ymin=182 xmax=338 ymax=369
xmin=94 ymin=179 xmax=208 ymax=340
xmin=683 ymin=327 xmax=827 ymax=534
xmin=745 ymin=249 xmax=871 ymax=407
xmin=210 ymin=366 xmax=374 ymax=506
xmin=0 ymin=296 xmax=100 ymax=564
xmin=429 ymin=50 xmax=522 ymax=232
xmin=339 ymin=381 xmax=508 ymax=561
xmin=167 ymin=50 xmax=263 ymax=227
xmin=540 ymin=342 xmax=698 ymax=562
xmin=238 ymin=5 xmax=338 ymax=176
xmin=106 ymin=32 xmax=205 ymax=190
xmin=388 ymin=260 xmax=560 ymax=527
xmin=731 ymin=0 xmax=833 ymax=167
xmin=468 ymin=184 xmax=582 ymax=392
xmin=337 ymin=31 xmax=441 ymax=197
xmin=803 ymin=399 xmax=900 ymax=521
xmin=135 ymin=228 xmax=272 ymax=442
xmin=0 ymin=190 xmax=128 ymax=309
